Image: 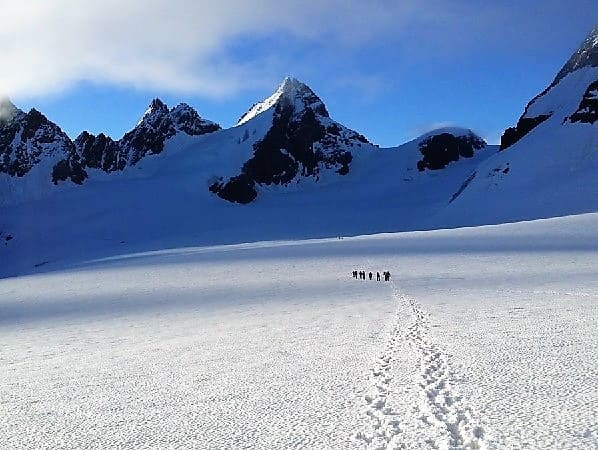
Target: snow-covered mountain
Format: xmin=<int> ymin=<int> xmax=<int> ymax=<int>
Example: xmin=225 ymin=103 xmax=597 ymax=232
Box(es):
xmin=210 ymin=77 xmax=371 ymax=203
xmin=0 ymin=98 xmax=75 ymax=178
xmin=438 ymin=26 xmax=598 ymax=227
xmin=54 ymin=99 xmax=221 ymax=184
xmin=2 ymin=28 xmax=597 ymax=276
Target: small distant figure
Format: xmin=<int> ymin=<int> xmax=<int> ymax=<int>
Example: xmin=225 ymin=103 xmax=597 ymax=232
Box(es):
xmin=383 ymin=271 xmax=391 ymax=282
xmin=368 ymin=272 xmax=373 ymax=280
xmin=352 ymin=270 xmax=357 ymax=279
xmin=377 ymin=272 xmax=381 ymax=281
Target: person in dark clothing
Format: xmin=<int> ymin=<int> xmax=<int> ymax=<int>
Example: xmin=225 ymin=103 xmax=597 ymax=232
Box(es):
xmin=368 ymin=272 xmax=373 ymax=280
xmin=377 ymin=272 xmax=381 ymax=281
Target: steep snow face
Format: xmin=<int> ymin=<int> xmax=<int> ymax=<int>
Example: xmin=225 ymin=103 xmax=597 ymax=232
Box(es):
xmin=211 ymin=77 xmax=370 ymax=204
xmin=438 ymin=29 xmax=598 ymax=228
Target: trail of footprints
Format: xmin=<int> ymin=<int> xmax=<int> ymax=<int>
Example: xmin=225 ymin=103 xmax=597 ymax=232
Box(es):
xmin=356 ymin=288 xmax=487 ymax=450
xmin=355 ymin=304 xmax=404 ymax=450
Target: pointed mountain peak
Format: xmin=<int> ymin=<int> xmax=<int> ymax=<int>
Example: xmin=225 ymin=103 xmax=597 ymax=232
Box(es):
xmin=170 ymin=102 xmax=221 ymax=135
xmin=237 ymin=76 xmax=328 ymax=126
xmin=137 ymin=98 xmax=169 ymax=125
xmin=552 ymin=25 xmax=598 ymax=86
xmin=149 ymin=98 xmax=168 ymax=111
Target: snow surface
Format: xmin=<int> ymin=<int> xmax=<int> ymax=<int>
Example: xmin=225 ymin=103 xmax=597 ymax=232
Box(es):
xmin=1 ymin=213 xmax=597 ymax=449
xmin=0 ymin=125 xmax=497 ymax=278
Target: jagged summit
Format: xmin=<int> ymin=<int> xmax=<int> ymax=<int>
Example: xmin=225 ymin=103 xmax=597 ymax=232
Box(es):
xmin=552 ymin=25 xmax=598 ymax=86
xmin=137 ymin=98 xmax=169 ymax=126
xmin=237 ymin=77 xmax=328 ymax=126
xmin=52 ymin=99 xmax=221 ymax=184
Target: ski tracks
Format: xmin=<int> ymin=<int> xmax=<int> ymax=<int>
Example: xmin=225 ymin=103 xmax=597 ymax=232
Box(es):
xmin=356 ymin=285 xmax=488 ymax=450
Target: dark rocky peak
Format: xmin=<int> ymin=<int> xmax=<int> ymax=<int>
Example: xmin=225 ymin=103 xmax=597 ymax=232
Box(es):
xmin=56 ymin=99 xmax=222 ymax=180
xmin=416 ymin=129 xmax=486 ymax=171
xmin=146 ymin=97 xmax=169 ymax=115
xmin=135 ymin=97 xmax=171 ymax=129
xmin=0 ymin=103 xmax=75 ymax=178
xmin=552 ymin=26 xmax=598 ymax=87
xmin=276 ymin=77 xmax=329 ymax=118
xmin=170 ymin=103 xmax=221 ymax=135
xmin=119 ymin=99 xmax=220 ymax=166
xmin=212 ymin=78 xmax=369 ymax=204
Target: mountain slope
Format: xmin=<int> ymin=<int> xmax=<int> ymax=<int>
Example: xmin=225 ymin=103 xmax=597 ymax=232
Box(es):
xmin=54 ymin=99 xmax=220 ymax=183
xmin=210 ymin=77 xmax=371 ymax=203
xmin=0 ymin=99 xmax=220 ymax=204
xmin=439 ymin=27 xmax=598 ymax=227
xmin=0 ymin=98 xmax=76 ymax=178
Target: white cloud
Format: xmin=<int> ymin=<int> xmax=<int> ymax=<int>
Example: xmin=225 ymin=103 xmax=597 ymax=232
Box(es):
xmin=0 ymin=0 xmax=422 ymax=99
xmin=1 ymin=1 xmax=594 ymax=100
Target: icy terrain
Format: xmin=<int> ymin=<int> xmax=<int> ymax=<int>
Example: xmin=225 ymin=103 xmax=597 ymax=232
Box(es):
xmin=1 ymin=213 xmax=597 ymax=449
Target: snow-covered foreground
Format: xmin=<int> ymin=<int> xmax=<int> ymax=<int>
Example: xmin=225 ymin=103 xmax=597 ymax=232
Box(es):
xmin=1 ymin=214 xmax=598 ymax=449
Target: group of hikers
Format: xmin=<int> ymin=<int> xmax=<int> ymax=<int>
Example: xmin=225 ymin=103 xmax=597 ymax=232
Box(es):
xmin=352 ymin=270 xmax=391 ymax=282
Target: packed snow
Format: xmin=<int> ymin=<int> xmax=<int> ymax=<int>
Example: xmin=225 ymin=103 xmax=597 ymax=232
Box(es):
xmin=1 ymin=213 xmax=597 ymax=449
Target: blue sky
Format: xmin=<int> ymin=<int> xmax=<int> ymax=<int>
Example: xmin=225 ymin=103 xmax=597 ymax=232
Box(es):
xmin=3 ymin=1 xmax=597 ymax=147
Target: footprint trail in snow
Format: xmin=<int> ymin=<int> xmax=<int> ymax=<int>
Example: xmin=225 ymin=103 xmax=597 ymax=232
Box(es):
xmin=356 ymin=284 xmax=488 ymax=450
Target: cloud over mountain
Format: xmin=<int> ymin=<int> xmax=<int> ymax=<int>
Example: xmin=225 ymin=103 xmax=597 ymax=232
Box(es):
xmin=1 ymin=1 xmax=595 ymax=101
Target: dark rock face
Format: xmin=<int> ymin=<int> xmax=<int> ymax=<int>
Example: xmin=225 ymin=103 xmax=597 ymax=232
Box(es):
xmin=243 ymin=102 xmax=327 ymax=184
xmin=417 ymin=132 xmax=486 ymax=171
xmin=75 ymin=131 xmax=124 ymax=172
xmin=499 ymin=114 xmax=551 ymax=151
xmin=211 ymin=79 xmax=363 ymax=204
xmin=568 ymin=80 xmax=598 ymax=124
xmin=51 ymin=157 xmax=87 ymax=185
xmin=0 ymin=104 xmax=75 ymax=178
xmin=211 ymin=174 xmax=257 ymax=204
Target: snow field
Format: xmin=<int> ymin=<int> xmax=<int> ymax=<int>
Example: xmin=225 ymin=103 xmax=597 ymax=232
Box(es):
xmin=1 ymin=213 xmax=598 ymax=449
xmin=0 ymin=243 xmax=397 ymax=449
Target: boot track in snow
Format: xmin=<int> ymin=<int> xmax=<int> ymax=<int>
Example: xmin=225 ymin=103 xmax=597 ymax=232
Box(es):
xmin=356 ymin=284 xmax=488 ymax=450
